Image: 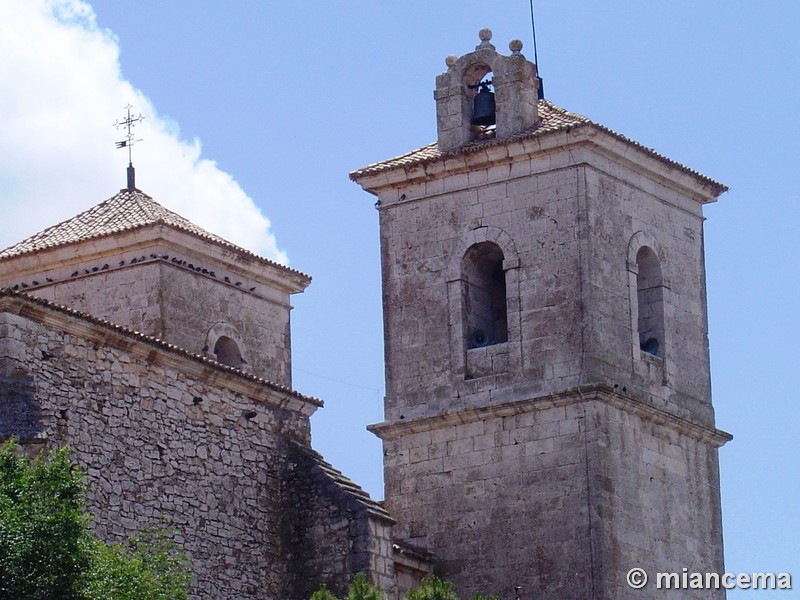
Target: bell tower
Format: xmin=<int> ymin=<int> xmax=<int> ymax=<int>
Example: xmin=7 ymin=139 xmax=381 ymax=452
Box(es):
xmin=352 ymin=31 xmax=730 ymax=600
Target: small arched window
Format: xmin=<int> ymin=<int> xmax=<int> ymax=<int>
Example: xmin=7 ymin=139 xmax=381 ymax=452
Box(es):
xmin=214 ymin=336 xmax=244 ymax=369
xmin=462 ymin=242 xmax=508 ymax=349
xmin=636 ymin=247 xmax=665 ymax=357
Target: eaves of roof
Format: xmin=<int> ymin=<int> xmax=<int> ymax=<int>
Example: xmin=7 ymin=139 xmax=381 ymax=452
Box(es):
xmin=0 ymin=288 xmax=322 ymax=410
xmin=350 ymin=100 xmax=728 ymax=198
xmin=290 ymin=440 xmax=394 ymax=523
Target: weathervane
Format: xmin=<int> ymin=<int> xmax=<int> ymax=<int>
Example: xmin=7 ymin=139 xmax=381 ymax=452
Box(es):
xmin=114 ymin=104 xmax=144 ymax=189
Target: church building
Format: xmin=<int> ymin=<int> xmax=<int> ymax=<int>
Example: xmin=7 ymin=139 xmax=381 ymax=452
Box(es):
xmin=1 ymin=29 xmax=729 ymax=600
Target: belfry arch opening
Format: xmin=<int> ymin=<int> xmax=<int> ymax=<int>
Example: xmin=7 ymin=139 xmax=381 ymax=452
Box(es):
xmin=214 ymin=335 xmax=244 ymax=369
xmin=462 ymin=241 xmax=508 ymax=349
xmin=636 ymin=246 xmax=665 ymax=357
xmin=465 ymin=65 xmax=496 ymax=139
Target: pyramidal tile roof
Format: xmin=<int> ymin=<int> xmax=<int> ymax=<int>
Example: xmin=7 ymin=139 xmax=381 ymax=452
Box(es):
xmin=0 ymin=188 xmax=307 ymax=278
xmin=350 ymin=99 xmax=727 ymax=196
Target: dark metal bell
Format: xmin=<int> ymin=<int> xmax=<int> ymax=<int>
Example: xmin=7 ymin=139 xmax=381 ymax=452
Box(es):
xmin=471 ymin=85 xmax=496 ymax=126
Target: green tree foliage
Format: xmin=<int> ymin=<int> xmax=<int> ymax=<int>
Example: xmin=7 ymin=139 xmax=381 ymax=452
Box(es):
xmin=0 ymin=441 xmax=90 ymax=599
xmin=309 ymin=586 xmax=339 ymax=600
xmin=309 ymin=575 xmax=498 ymax=600
xmin=0 ymin=440 xmax=190 ymax=600
xmin=310 ymin=574 xmax=380 ymax=600
xmin=345 ymin=573 xmax=382 ymax=600
xmin=83 ymin=529 xmax=191 ymax=600
xmin=404 ymin=577 xmax=459 ymax=600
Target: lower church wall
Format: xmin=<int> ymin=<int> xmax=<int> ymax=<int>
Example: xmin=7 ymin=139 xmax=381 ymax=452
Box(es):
xmin=284 ymin=442 xmax=395 ymax=600
xmin=0 ymin=294 xmax=391 ymax=599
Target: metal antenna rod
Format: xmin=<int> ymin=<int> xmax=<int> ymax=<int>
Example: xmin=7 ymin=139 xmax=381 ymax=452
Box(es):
xmin=529 ymin=0 xmax=540 ymax=66
xmin=529 ymin=0 xmax=545 ymax=99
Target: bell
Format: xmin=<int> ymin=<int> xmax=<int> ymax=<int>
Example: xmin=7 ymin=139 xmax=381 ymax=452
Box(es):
xmin=471 ymin=85 xmax=496 ymax=126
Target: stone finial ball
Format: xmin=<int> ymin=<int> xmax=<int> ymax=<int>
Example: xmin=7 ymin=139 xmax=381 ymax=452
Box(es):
xmin=509 ymin=39 xmax=523 ymax=53
xmin=445 ymin=55 xmax=458 ymax=68
xmin=478 ymin=28 xmax=492 ymax=42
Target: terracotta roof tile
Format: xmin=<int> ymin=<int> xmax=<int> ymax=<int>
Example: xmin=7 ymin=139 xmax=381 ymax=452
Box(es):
xmin=350 ymin=99 xmax=727 ymax=196
xmin=0 ymin=188 xmax=310 ymax=280
xmin=290 ymin=441 xmax=394 ymax=523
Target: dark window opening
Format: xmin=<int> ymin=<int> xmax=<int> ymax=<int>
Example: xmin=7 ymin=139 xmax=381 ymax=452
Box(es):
xmin=636 ymin=247 xmax=665 ymax=357
xmin=214 ymin=336 xmax=244 ymax=369
xmin=462 ymin=242 xmax=508 ymax=349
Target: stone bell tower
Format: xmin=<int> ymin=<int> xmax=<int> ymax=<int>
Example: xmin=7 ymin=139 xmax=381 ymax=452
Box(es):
xmin=351 ymin=30 xmax=730 ymax=600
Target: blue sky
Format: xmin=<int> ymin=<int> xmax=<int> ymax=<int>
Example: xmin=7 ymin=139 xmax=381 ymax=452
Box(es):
xmin=1 ymin=1 xmax=798 ymax=594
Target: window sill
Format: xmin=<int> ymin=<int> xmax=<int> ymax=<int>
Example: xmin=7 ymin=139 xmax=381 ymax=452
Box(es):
xmin=465 ymin=342 xmax=509 ymax=379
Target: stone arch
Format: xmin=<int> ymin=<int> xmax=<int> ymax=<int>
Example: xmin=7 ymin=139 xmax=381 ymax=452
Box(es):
xmin=446 ymin=226 xmax=520 ymax=282
xmin=627 ymin=231 xmax=667 ymax=277
xmin=626 ymin=232 xmax=670 ymax=380
xmin=635 ymin=247 xmax=665 ymax=357
xmin=446 ymin=226 xmax=521 ymax=379
xmin=436 ymin=30 xmax=540 ymax=151
xmin=205 ymin=322 xmax=250 ymax=371
xmin=461 ymin=241 xmax=508 ymax=348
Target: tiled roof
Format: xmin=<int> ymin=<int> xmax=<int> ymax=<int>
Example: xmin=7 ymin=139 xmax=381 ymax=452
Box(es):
xmin=0 ymin=188 xmax=309 ymax=280
xmin=290 ymin=441 xmax=394 ymax=523
xmin=350 ymin=99 xmax=727 ymax=196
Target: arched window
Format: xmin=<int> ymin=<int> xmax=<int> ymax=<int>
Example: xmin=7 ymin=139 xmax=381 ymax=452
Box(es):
xmin=462 ymin=242 xmax=508 ymax=348
xmin=214 ymin=336 xmax=244 ymax=369
xmin=636 ymin=247 xmax=665 ymax=357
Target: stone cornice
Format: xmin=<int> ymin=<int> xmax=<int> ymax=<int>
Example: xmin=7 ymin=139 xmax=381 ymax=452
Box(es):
xmin=0 ymin=290 xmax=322 ymax=416
xmin=0 ymin=224 xmax=310 ymax=297
xmin=368 ymin=383 xmax=732 ymax=448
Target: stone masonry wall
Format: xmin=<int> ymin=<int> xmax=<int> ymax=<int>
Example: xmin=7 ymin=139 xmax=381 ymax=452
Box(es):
xmin=587 ymin=398 xmax=726 ymax=600
xmin=284 ymin=442 xmax=395 ymax=600
xmin=373 ymin=142 xmax=718 ymax=426
xmin=381 ymin=396 xmax=593 ymax=600
xmin=160 ymin=262 xmax=292 ymax=385
xmin=0 ymin=295 xmax=316 ymax=599
xmin=8 ymin=255 xmax=293 ymax=387
xmin=581 ymin=166 xmax=714 ymax=426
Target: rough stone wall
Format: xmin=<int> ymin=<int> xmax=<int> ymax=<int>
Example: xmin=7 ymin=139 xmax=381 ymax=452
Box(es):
xmin=0 ymin=300 xmax=308 ymax=599
xmin=379 ymin=387 xmax=726 ymax=600
xmin=284 ymin=442 xmax=395 ymax=600
xmin=5 ymin=255 xmax=293 ymax=387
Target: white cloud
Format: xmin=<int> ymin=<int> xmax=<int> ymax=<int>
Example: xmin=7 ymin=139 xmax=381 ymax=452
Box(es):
xmin=0 ymin=0 xmax=288 ymax=264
